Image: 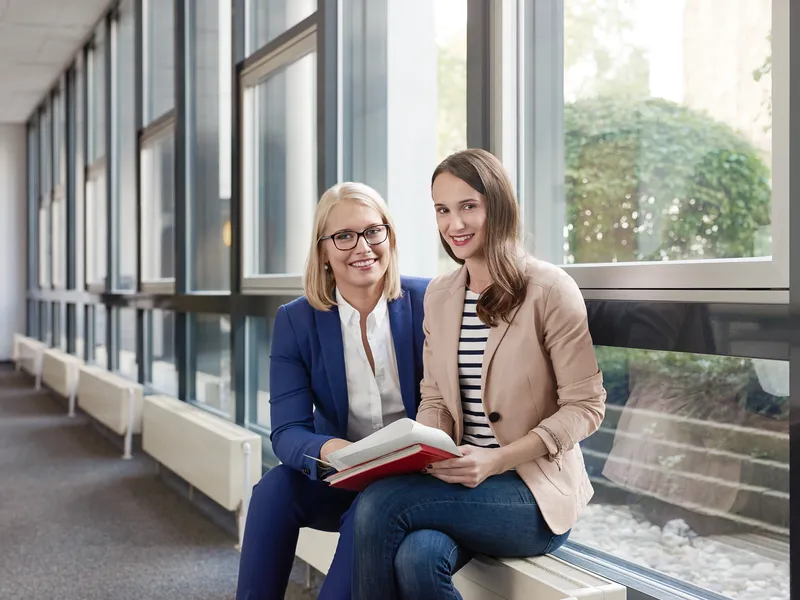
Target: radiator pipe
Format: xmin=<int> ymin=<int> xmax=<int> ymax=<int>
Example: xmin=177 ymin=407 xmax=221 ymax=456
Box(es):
xmin=238 ymin=441 xmax=253 ymax=550
xmin=123 ymin=387 xmax=135 ymax=460
xmin=68 ymin=363 xmax=79 ymax=418
xmin=34 ymin=347 xmax=44 ymax=391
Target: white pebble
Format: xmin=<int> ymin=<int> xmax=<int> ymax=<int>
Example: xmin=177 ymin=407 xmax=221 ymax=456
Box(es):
xmin=570 ymin=503 xmax=788 ymax=600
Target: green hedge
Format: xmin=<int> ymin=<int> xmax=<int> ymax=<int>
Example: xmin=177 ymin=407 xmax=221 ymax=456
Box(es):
xmin=564 ymin=97 xmax=771 ymax=263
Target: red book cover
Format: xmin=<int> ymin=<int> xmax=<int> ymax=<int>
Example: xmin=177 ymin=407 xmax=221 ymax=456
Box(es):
xmin=325 ymin=443 xmax=458 ymax=491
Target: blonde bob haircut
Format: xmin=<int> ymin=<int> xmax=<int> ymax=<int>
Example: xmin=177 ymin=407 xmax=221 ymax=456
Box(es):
xmin=304 ymin=182 xmax=402 ymax=311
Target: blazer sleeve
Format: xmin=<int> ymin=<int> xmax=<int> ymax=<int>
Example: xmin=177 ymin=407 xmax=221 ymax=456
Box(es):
xmin=531 ymin=274 xmax=606 ymax=464
xmin=415 ymin=287 xmax=456 ymax=438
xmin=269 ymin=305 xmax=336 ymax=480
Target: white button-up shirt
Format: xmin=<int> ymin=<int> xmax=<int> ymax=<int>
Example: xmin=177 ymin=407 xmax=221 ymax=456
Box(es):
xmin=336 ymin=289 xmax=405 ymax=442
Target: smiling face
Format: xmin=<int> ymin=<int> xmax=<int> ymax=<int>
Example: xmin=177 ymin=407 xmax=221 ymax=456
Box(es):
xmin=320 ymin=200 xmax=391 ymax=296
xmin=432 ymin=171 xmax=487 ymax=262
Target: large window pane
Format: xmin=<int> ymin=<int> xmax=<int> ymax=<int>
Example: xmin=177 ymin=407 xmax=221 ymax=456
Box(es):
xmin=576 ymin=346 xmax=789 ymax=599
xmin=143 ymin=0 xmax=175 ymax=124
xmin=146 ymin=309 xmax=177 ymax=395
xmin=39 ymin=301 xmax=51 ymax=345
xmin=245 ymin=0 xmax=316 ymax=56
xmin=186 ymin=0 xmax=232 ymax=291
xmin=27 ymin=300 xmax=38 ymax=339
xmin=55 ymin=303 xmax=67 ymax=351
xmin=245 ymin=296 xmax=296 ymax=433
xmin=39 ymin=103 xmax=52 ymax=197
xmin=88 ymin=27 xmax=106 ymax=163
xmin=113 ymin=1 xmax=138 ymax=291
xmin=560 ymin=0 xmax=772 ymax=265
xmin=38 ymin=205 xmax=51 ymax=288
xmin=75 ymin=304 xmax=86 ymax=359
xmin=54 ymin=88 xmax=66 ymax=189
xmin=86 ymin=172 xmax=107 ymax=286
xmin=243 ymin=51 xmax=316 ymax=277
xmin=28 ymin=123 xmax=38 ymax=289
xmin=190 ymin=313 xmax=232 ymax=420
xmin=52 ymin=198 xmax=66 ymax=288
xmin=91 ymin=304 xmax=107 ymax=367
xmin=70 ymin=58 xmax=86 ymax=290
xmin=115 ymin=307 xmax=138 ymax=380
xmin=342 ymin=0 xmax=467 ymax=278
xmin=141 ymin=130 xmax=176 ymax=281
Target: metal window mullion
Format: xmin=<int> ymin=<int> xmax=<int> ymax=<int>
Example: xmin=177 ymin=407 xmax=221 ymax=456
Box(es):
xmin=232 ymin=0 xmax=246 ymax=426
xmin=317 ymin=0 xmax=338 ymax=196
xmin=104 ymin=13 xmax=114 ymax=367
xmin=175 ymin=0 xmax=188 ymax=295
xmin=134 ymin=0 xmax=146 ymax=384
xmin=466 ymin=0 xmax=492 ymax=150
xmin=82 ymin=48 xmax=90 ymax=292
xmin=175 ymin=0 xmax=188 ymax=401
xmin=66 ymin=65 xmax=76 ymax=291
xmin=788 ymin=0 xmax=799 ymax=596
xmin=769 ymin=0 xmax=791 ymax=288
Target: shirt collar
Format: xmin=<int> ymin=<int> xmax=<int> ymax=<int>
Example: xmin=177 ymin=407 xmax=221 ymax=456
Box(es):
xmin=335 ymin=288 xmax=388 ymax=328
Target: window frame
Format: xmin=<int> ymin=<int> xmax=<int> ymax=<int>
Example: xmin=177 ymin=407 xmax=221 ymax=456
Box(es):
xmin=38 ymin=201 xmax=52 ymax=289
xmin=38 ymin=99 xmax=54 ymax=290
xmin=85 ymin=158 xmax=108 ymax=292
xmin=110 ymin=0 xmax=139 ymax=293
xmin=140 ymin=112 xmax=178 ymax=293
xmin=85 ymin=25 xmax=109 ymax=293
xmin=512 ymin=0 xmax=789 ymax=300
xmin=142 ymin=0 xmax=176 ymax=126
xmin=239 ymin=16 xmax=316 ymax=295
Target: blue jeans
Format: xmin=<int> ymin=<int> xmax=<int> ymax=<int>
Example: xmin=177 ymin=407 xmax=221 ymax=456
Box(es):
xmin=352 ymin=472 xmax=569 ymax=600
xmin=236 ymin=465 xmax=358 ymax=600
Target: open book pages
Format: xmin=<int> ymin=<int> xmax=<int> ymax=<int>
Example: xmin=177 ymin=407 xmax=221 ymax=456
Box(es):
xmin=326 ymin=418 xmax=461 ymax=472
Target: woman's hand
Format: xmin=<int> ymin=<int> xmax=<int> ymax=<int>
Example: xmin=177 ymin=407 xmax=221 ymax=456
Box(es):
xmin=426 ymin=445 xmax=504 ymax=488
xmin=320 ymin=438 xmax=352 ymax=463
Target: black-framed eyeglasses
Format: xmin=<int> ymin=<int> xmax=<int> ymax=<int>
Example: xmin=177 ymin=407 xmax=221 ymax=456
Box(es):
xmin=319 ymin=224 xmax=390 ymax=251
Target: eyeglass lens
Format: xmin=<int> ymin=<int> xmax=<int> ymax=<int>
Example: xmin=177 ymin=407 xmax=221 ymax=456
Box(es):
xmin=332 ymin=225 xmax=388 ymax=250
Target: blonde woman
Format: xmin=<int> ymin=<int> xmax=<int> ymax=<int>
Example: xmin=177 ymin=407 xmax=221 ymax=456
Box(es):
xmin=352 ymin=149 xmax=606 ymax=599
xmin=236 ymin=183 xmax=429 ymax=600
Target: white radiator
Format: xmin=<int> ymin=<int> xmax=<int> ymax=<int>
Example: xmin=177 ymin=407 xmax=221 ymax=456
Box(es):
xmin=142 ymin=394 xmax=262 ymax=547
xmin=77 ymin=364 xmax=144 ymax=458
xmin=41 ymin=349 xmax=84 ymax=411
xmin=13 ymin=334 xmax=47 ymax=385
xmin=296 ymin=529 xmax=626 ymax=600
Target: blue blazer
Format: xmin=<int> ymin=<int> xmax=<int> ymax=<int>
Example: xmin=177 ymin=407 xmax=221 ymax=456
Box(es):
xmin=269 ymin=276 xmax=430 ymax=480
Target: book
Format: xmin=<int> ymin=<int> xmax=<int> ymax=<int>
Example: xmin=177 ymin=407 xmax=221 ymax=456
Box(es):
xmin=323 ymin=418 xmax=461 ymax=491
xmin=325 ymin=443 xmax=458 ymax=491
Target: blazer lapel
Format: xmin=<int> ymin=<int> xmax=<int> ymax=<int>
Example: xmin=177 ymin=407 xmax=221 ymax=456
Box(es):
xmin=388 ymin=294 xmax=417 ymax=418
xmin=314 ymin=308 xmax=350 ymax=433
xmin=481 ymin=306 xmax=521 ymax=391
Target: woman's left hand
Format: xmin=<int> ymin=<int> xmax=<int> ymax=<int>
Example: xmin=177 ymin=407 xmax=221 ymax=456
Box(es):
xmin=426 ymin=445 xmax=504 ymax=488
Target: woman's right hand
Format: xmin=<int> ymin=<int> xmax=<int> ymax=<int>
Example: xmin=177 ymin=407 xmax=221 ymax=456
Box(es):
xmin=320 ymin=438 xmax=353 ymax=463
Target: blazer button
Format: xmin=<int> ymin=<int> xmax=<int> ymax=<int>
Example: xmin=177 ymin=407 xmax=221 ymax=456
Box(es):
xmin=302 ymin=466 xmax=311 ymax=475
xmin=488 ymin=412 xmax=501 ymax=423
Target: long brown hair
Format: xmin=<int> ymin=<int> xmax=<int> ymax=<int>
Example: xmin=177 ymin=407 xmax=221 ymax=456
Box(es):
xmin=432 ymin=148 xmax=527 ymax=326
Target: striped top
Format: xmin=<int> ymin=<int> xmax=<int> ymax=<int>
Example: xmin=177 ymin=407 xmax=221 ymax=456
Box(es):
xmin=459 ymin=290 xmax=500 ymax=448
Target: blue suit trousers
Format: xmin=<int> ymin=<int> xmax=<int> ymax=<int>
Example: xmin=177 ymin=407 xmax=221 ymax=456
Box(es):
xmin=236 ymin=465 xmax=358 ymax=600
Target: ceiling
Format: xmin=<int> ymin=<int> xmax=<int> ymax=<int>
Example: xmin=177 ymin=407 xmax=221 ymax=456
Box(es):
xmin=0 ymin=0 xmax=111 ymax=123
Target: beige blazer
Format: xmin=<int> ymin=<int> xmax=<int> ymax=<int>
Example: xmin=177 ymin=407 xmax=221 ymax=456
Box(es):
xmin=416 ymin=255 xmax=606 ymax=535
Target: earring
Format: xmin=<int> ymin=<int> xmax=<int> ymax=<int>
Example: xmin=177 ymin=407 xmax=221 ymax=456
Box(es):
xmin=324 ymin=264 xmax=330 ymax=271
